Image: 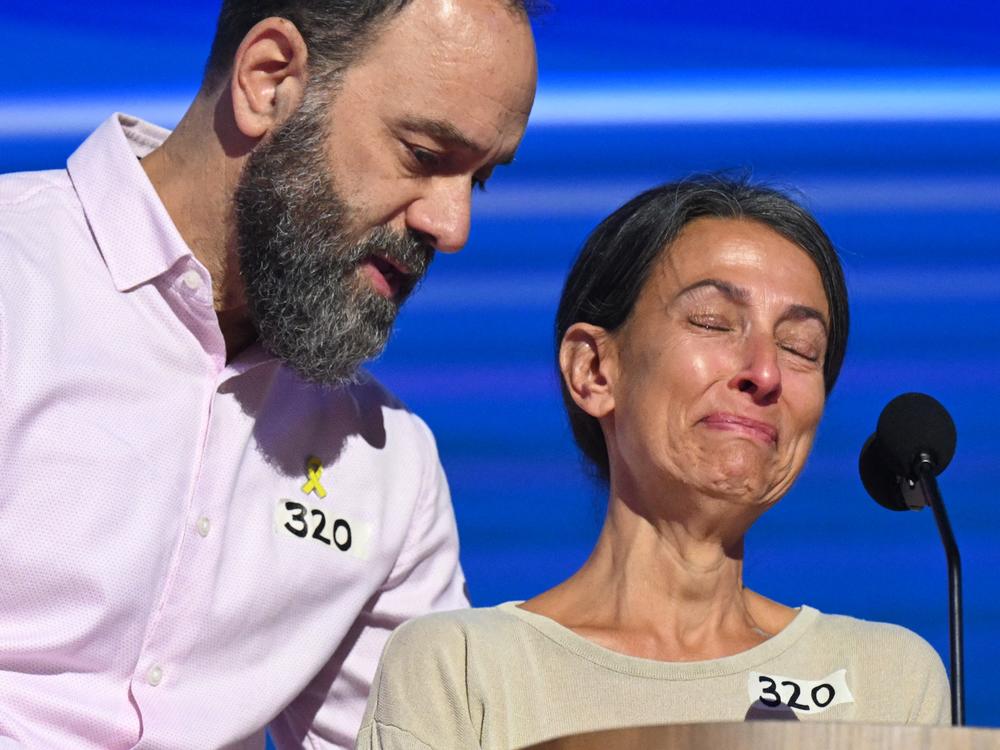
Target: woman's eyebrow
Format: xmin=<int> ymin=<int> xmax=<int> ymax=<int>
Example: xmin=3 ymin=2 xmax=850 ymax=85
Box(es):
xmin=676 ymin=279 xmax=829 ymax=334
xmin=675 ymin=278 xmax=751 ymax=305
xmin=780 ymin=304 xmax=829 ymax=336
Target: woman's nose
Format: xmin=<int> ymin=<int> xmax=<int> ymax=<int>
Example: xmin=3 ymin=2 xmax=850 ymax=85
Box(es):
xmin=728 ymin=334 xmax=782 ymax=406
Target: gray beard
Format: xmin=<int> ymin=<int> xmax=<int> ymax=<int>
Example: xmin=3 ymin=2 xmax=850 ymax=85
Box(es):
xmin=233 ymin=89 xmax=433 ymax=386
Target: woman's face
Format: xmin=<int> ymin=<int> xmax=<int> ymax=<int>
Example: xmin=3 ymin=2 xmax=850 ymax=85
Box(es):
xmin=605 ymin=217 xmax=830 ymax=510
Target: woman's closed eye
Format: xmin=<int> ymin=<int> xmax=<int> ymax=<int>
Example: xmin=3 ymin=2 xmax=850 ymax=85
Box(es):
xmin=778 ymin=338 xmax=822 ymax=363
xmin=688 ymin=315 xmax=733 ymax=332
xmin=776 ymin=318 xmax=827 ymax=365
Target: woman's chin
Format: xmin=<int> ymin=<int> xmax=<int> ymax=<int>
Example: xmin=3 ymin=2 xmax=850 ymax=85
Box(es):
xmin=702 ymin=476 xmax=769 ymax=504
xmin=624 ymin=441 xmax=784 ymax=508
xmin=696 ymin=447 xmax=775 ymax=502
xmin=717 ymin=435 xmax=769 ymax=468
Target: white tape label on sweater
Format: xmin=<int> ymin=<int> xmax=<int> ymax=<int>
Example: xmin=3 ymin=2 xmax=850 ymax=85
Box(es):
xmin=748 ymin=669 xmax=854 ymax=715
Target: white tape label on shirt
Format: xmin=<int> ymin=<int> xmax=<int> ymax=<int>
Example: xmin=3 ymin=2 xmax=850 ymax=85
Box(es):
xmin=748 ymin=669 xmax=854 ymax=715
xmin=274 ymin=498 xmax=372 ymax=560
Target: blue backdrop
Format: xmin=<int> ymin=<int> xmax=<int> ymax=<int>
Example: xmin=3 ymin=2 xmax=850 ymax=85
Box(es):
xmin=4 ymin=0 xmax=998 ymax=729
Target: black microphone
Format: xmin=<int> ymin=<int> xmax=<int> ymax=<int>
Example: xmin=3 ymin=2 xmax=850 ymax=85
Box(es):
xmin=859 ymin=392 xmax=963 ymax=725
xmin=859 ymin=393 xmax=957 ymax=511
xmin=876 ymin=392 xmax=957 ymax=478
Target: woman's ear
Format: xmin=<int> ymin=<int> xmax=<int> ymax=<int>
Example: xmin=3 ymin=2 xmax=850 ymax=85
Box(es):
xmin=559 ymin=322 xmax=618 ymax=419
xmin=230 ymin=17 xmax=309 ymax=140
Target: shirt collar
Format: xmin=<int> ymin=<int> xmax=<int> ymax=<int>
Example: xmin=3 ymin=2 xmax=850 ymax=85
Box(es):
xmin=67 ymin=113 xmax=194 ymax=292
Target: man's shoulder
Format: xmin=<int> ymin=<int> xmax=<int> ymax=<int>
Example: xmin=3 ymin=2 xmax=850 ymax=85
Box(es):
xmin=0 ymin=168 xmax=87 ymax=305
xmin=347 ymin=371 xmax=438 ymax=448
xmin=343 ymin=369 xmax=409 ymax=414
xmin=275 ymin=366 xmax=402 ymax=412
xmin=275 ymin=367 xmax=437 ymax=453
xmin=0 ymin=168 xmax=74 ymax=212
xmin=0 ymin=168 xmax=84 ymax=263
xmin=312 ymin=370 xmax=412 ymax=422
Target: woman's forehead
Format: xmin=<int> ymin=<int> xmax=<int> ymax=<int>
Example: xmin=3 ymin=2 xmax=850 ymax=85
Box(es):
xmin=645 ymin=217 xmax=828 ymax=313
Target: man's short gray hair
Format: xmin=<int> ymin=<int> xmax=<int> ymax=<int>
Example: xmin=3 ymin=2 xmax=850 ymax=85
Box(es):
xmin=203 ymin=0 xmax=540 ymax=91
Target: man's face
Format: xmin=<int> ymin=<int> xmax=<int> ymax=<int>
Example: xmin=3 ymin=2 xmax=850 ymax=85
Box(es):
xmin=235 ymin=0 xmax=537 ymax=386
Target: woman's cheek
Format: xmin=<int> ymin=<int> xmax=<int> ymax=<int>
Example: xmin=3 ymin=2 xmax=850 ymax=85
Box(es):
xmin=787 ymin=375 xmax=827 ymax=427
xmin=684 ymin=345 xmax=733 ymax=384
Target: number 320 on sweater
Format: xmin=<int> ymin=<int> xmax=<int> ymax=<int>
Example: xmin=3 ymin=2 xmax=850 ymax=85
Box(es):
xmin=748 ymin=669 xmax=854 ymax=714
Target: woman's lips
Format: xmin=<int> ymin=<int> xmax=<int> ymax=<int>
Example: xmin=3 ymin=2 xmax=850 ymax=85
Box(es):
xmin=700 ymin=413 xmax=778 ymax=446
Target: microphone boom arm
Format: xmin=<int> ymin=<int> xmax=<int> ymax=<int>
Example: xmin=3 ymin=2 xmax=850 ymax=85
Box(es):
xmin=915 ymin=454 xmax=965 ymax=726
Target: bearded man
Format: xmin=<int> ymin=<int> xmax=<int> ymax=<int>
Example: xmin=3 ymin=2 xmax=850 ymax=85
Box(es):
xmin=0 ymin=0 xmax=537 ymax=747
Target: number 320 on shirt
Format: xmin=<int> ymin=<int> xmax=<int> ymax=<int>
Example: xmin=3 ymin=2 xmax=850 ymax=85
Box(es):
xmin=274 ymin=499 xmax=371 ymax=560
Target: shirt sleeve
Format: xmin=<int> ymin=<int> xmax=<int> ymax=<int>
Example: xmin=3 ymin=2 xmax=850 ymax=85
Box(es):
xmin=354 ymin=615 xmax=481 ymax=750
xmin=270 ymin=420 xmax=469 ymax=750
xmin=908 ymin=639 xmax=952 ymax=725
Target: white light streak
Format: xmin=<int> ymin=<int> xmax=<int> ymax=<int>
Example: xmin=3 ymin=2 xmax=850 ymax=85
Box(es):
xmin=408 ymin=268 xmax=1000 ymax=311
xmin=532 ymin=75 xmax=1000 ymax=125
xmin=2 ymin=72 xmax=1000 ymax=137
xmin=472 ymin=176 xmax=1000 ymax=217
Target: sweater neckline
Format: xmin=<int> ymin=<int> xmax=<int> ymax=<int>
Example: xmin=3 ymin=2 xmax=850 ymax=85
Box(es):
xmin=497 ymin=601 xmax=820 ymax=681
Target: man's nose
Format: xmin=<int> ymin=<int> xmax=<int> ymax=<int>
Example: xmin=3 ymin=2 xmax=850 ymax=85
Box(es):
xmin=728 ymin=333 xmax=782 ymax=406
xmin=404 ymin=178 xmax=473 ymax=254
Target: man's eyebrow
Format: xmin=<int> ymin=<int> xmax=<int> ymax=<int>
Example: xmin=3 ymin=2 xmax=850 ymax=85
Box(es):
xmin=676 ymin=278 xmax=829 ymax=334
xmin=399 ymin=117 xmax=517 ymax=165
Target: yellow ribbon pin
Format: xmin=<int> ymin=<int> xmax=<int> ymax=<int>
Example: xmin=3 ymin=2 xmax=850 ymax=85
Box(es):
xmin=301 ymin=456 xmax=328 ymax=499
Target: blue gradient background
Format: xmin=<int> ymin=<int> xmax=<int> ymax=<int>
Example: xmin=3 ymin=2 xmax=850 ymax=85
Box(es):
xmin=4 ymin=0 xmax=998 ymax=731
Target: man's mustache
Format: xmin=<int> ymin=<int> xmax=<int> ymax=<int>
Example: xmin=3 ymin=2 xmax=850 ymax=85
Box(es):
xmin=354 ymin=226 xmax=435 ymax=301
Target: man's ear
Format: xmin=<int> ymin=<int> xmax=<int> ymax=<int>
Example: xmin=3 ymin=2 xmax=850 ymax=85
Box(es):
xmin=230 ymin=17 xmax=309 ymax=140
xmin=559 ymin=322 xmax=618 ymax=419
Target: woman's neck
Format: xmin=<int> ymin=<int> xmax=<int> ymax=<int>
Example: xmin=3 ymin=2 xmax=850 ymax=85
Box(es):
xmin=521 ymin=489 xmax=796 ymax=661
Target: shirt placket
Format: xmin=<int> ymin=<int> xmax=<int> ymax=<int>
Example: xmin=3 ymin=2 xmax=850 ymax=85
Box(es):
xmin=128 ymin=260 xmax=227 ymax=747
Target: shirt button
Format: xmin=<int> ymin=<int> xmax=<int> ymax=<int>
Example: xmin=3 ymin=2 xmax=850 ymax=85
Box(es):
xmin=146 ymin=664 xmax=163 ymax=687
xmin=181 ymin=269 xmax=203 ymax=291
xmin=196 ymin=516 xmax=211 ymax=537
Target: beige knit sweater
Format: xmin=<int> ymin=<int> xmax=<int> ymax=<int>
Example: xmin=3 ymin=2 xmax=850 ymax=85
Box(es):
xmin=356 ymin=603 xmax=949 ymax=750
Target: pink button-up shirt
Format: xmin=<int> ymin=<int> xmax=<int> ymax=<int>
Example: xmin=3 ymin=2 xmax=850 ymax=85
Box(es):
xmin=0 ymin=114 xmax=467 ymax=750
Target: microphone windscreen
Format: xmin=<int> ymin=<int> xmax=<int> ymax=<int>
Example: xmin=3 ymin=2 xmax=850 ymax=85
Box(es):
xmin=859 ymin=433 xmax=908 ymax=511
xmin=876 ymin=392 xmax=957 ymax=477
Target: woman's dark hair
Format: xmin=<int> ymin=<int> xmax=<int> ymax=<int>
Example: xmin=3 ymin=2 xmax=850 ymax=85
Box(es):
xmin=555 ymin=175 xmax=850 ymax=482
